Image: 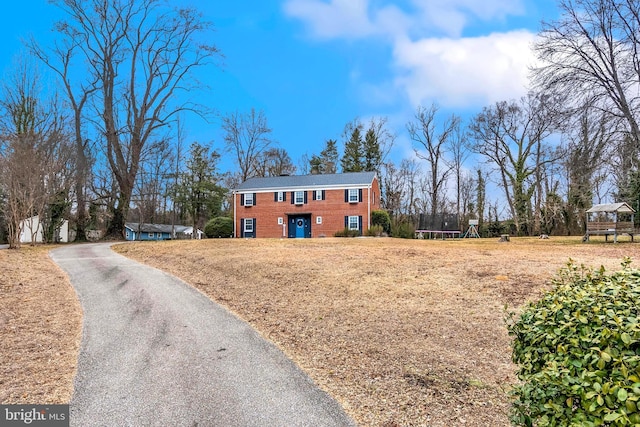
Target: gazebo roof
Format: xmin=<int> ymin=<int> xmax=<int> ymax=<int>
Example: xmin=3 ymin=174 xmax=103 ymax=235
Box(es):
xmin=586 ymin=202 xmax=635 ymax=214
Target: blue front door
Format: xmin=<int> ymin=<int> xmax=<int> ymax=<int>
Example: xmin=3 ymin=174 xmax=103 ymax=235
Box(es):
xmin=289 ymin=215 xmax=311 ymax=238
xmin=295 ymin=218 xmax=305 ymax=238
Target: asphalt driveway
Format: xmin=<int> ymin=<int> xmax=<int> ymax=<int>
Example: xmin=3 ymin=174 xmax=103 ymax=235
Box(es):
xmin=50 ymin=243 xmax=354 ymax=427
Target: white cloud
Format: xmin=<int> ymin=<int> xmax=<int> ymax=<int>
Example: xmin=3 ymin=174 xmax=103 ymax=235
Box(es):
xmin=394 ymin=31 xmax=537 ymax=108
xmin=413 ymin=0 xmax=525 ymax=37
xmin=284 ymin=0 xmax=526 ymax=39
xmin=283 ymin=0 xmax=375 ymax=39
xmin=283 ymin=0 xmax=536 ymax=109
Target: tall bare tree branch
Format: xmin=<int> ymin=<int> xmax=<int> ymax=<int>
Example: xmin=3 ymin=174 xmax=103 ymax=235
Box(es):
xmin=50 ymin=0 xmax=219 ymax=238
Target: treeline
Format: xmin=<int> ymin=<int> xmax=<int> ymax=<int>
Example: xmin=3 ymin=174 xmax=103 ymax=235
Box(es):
xmin=1 ymin=0 xmax=639 ymax=246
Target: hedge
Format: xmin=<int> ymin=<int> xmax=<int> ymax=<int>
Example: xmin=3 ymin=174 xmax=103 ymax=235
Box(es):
xmin=507 ymin=258 xmax=640 ymax=426
xmin=204 ymin=216 xmax=233 ymax=238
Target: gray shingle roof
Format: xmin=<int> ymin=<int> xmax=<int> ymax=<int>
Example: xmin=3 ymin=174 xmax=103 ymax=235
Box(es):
xmin=125 ymin=223 xmax=191 ymax=234
xmin=235 ymin=172 xmax=377 ymax=192
xmin=586 ymin=202 xmax=635 ymax=213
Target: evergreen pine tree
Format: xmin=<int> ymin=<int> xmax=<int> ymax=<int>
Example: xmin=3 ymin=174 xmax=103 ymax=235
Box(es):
xmin=341 ymin=127 xmax=364 ymax=172
xmin=320 ymin=139 xmax=339 ymax=174
xmin=363 ymin=127 xmax=381 ymax=173
xmin=173 ymin=142 xmax=226 ymax=233
xmin=309 ymin=155 xmax=323 ymax=174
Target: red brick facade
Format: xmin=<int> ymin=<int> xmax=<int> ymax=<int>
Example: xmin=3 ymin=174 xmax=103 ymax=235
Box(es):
xmin=234 ymin=175 xmax=380 ymax=238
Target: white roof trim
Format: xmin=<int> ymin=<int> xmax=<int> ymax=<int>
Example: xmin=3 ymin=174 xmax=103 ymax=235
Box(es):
xmin=234 ymin=183 xmax=371 ymax=194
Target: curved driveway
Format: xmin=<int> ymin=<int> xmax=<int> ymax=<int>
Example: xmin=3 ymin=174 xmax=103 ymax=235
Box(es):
xmin=50 ymin=243 xmax=354 ymax=427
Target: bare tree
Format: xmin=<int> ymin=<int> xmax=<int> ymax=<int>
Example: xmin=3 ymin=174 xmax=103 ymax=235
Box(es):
xmin=457 ymin=171 xmax=474 ymax=220
xmin=532 ymin=0 xmax=640 ymax=150
xmin=407 ymin=104 xmax=457 ymax=223
xmin=132 ymin=137 xmax=173 ymax=224
xmin=381 ymin=161 xmax=403 ymax=217
xmin=49 ymin=0 xmax=219 ymax=238
xmin=28 ymin=30 xmax=100 ymax=241
xmin=298 ymin=153 xmax=312 ymax=175
xmin=448 ymin=124 xmax=470 ymax=226
xmin=0 ymin=59 xmax=73 ymax=248
xmin=564 ymin=107 xmax=612 ymax=233
xmin=469 ymin=95 xmax=559 ymax=235
xmin=381 ymin=158 xmax=423 ymax=227
xmin=476 ymin=168 xmax=486 ymax=230
xmin=401 ymin=159 xmax=422 ymax=222
xmin=223 ymin=108 xmax=274 ymax=182
xmin=254 ymin=147 xmax=296 ymax=177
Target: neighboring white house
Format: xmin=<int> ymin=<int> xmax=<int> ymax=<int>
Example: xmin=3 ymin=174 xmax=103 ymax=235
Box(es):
xmin=181 ymin=226 xmax=204 ymax=240
xmin=19 ymin=215 xmax=70 ymax=243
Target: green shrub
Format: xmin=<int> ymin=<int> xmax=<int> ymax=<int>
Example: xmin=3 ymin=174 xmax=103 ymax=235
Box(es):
xmin=366 ymin=224 xmax=385 ymax=237
xmin=372 ymin=210 xmax=391 ymax=234
xmin=334 ymin=227 xmax=360 ymax=237
xmin=391 ymin=221 xmax=415 ymax=239
xmin=507 ymin=258 xmax=640 ymax=426
xmin=204 ymin=216 xmax=233 ymax=238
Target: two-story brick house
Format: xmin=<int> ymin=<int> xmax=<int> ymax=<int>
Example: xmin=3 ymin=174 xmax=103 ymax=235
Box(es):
xmin=233 ymin=171 xmax=380 ymax=238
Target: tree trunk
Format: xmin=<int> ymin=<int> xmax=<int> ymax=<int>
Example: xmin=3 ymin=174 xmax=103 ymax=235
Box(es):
xmin=106 ymin=192 xmax=130 ymax=239
xmin=74 ymin=136 xmax=88 ymax=241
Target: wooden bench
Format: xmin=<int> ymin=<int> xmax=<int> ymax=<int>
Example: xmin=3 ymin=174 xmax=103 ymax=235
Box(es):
xmin=585 ymin=221 xmax=636 ymax=242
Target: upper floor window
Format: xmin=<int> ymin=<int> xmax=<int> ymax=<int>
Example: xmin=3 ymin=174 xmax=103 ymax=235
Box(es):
xmin=243 ymin=193 xmax=254 ymax=206
xmin=294 ymin=191 xmax=305 ymax=205
xmin=275 ymin=191 xmax=285 ymax=202
xmin=348 ymin=189 xmax=359 ymax=203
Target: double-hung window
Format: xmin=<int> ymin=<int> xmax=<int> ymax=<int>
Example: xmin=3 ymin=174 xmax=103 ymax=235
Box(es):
xmin=244 ymin=193 xmax=254 ymax=206
xmin=244 ymin=218 xmax=254 ymax=233
xmin=348 ymin=189 xmax=359 ymax=203
xmin=314 ymin=190 xmax=323 ymax=201
xmin=294 ymin=191 xmax=305 ymax=205
xmin=348 ymin=216 xmax=359 ymax=230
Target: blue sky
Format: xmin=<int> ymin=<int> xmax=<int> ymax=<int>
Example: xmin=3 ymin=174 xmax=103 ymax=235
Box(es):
xmin=0 ymin=0 xmax=560 ymax=173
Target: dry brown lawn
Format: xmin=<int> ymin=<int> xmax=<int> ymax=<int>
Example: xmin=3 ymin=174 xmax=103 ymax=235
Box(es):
xmin=113 ymin=236 xmax=640 ymax=427
xmin=1 ymin=237 xmax=637 ymax=426
xmin=0 ymin=245 xmax=82 ymax=404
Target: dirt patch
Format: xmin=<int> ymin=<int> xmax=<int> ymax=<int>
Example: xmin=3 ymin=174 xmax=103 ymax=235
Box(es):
xmin=0 ymin=245 xmax=82 ymax=404
xmin=113 ymin=236 xmax=634 ymax=426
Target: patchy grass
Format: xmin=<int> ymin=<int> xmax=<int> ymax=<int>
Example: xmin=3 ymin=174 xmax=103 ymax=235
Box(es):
xmin=0 ymin=245 xmax=82 ymax=404
xmin=113 ymin=236 xmax=639 ymax=426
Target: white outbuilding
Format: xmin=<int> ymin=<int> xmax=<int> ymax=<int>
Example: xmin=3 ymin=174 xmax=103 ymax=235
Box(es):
xmin=19 ymin=215 xmax=70 ymax=243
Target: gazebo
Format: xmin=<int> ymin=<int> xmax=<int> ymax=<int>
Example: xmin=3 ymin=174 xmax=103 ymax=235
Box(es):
xmin=585 ymin=202 xmax=636 ymax=242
